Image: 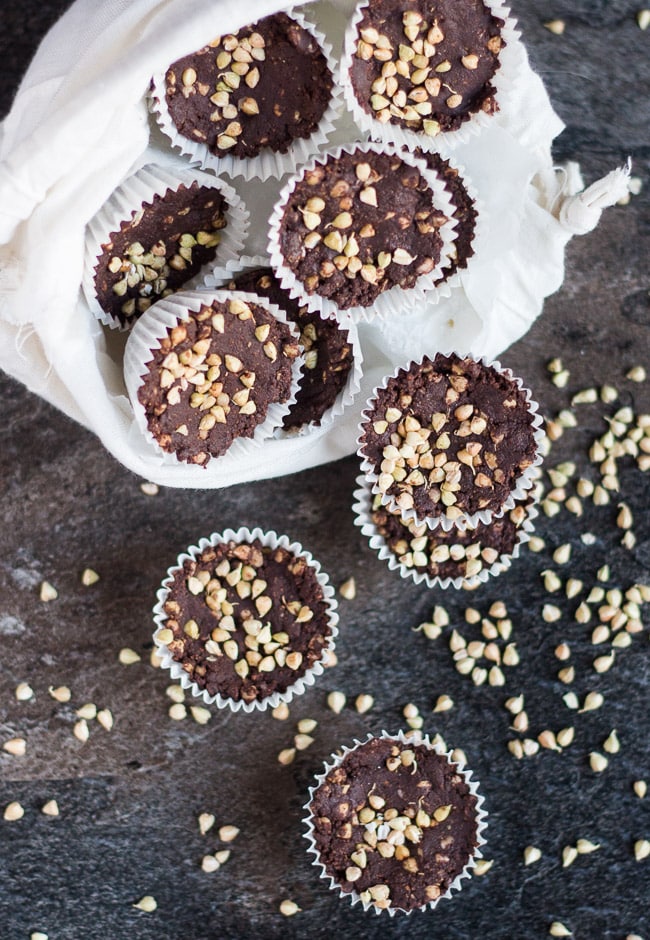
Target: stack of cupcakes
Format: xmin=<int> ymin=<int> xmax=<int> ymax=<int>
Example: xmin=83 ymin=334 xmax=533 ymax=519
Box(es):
xmin=355 ymin=351 xmax=543 ymax=589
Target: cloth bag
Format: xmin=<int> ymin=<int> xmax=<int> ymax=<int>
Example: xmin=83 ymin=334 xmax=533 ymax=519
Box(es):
xmin=0 ymin=0 xmax=630 ymax=487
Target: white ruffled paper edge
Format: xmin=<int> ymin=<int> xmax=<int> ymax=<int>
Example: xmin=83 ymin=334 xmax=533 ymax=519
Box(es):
xmin=148 ymin=7 xmax=345 ymax=183
xmin=205 ymin=253 xmax=364 ymax=437
xmin=82 ymin=162 xmax=249 ymax=332
xmin=123 ymin=287 xmax=304 ymax=467
xmin=352 ymin=471 xmax=538 ymax=590
xmin=152 ymin=525 xmax=339 ymax=713
xmin=340 ymin=0 xmax=521 ymax=153
xmin=303 ymin=729 xmax=488 ymax=916
xmin=267 ymin=141 xmax=459 ymax=324
xmin=357 ymin=351 xmax=546 ymax=532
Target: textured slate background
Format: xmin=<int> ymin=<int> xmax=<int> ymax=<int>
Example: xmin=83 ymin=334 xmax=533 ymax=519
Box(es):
xmin=1 ymin=2 xmax=649 ymax=939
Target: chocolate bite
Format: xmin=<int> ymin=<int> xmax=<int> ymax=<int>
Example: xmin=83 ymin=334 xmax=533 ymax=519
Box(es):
xmin=360 ymin=354 xmax=539 ymax=524
xmin=158 ymin=538 xmax=333 ymax=704
xmin=94 ymin=183 xmax=227 ymax=328
xmin=277 ymin=148 xmax=447 ymax=310
xmin=164 ymin=13 xmax=333 ymax=160
xmin=309 ymin=737 xmax=480 ymax=912
xmin=349 ymin=0 xmax=505 ymax=137
xmin=228 ymin=267 xmax=354 ymax=429
xmin=368 ymin=490 xmax=533 ymax=582
xmin=414 ymin=151 xmax=478 ymax=283
xmin=137 ymin=297 xmax=300 ymax=466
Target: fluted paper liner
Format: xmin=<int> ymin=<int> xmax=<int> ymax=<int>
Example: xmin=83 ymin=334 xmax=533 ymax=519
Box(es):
xmin=303 ymin=730 xmax=488 ymax=915
xmin=149 ymin=8 xmax=344 ymax=182
xmin=83 ymin=163 xmax=249 ymax=331
xmin=352 ymin=472 xmax=538 ymax=590
xmin=152 ymin=526 xmax=339 ymax=713
xmin=123 ymin=288 xmax=303 ymax=467
xmin=357 ymin=352 xmax=545 ymax=532
xmin=340 ymin=0 xmax=521 ymax=152
xmin=268 ymin=142 xmax=460 ymax=324
xmin=205 ymin=254 xmax=364 ymax=436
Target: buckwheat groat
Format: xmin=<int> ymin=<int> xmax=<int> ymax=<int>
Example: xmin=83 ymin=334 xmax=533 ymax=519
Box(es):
xmin=227 ymin=266 xmax=355 ymax=430
xmin=348 ymin=0 xmax=506 ymax=138
xmin=307 ymin=735 xmax=484 ymax=913
xmin=135 ymin=296 xmax=300 ymax=465
xmin=275 ymin=147 xmax=448 ymax=310
xmin=155 ymin=536 xmax=334 ymax=705
xmin=93 ymin=183 xmax=228 ymax=328
xmin=359 ymin=354 xmax=540 ymax=526
xmin=163 ymin=13 xmax=334 ymax=160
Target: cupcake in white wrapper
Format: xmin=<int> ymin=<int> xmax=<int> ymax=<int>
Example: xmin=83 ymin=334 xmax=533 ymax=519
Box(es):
xmin=304 ymin=730 xmax=488 ymax=915
xmin=83 ymin=163 xmax=248 ymax=331
xmin=205 ymin=255 xmax=364 ymax=436
xmin=149 ymin=9 xmax=343 ymax=182
xmin=267 ymin=142 xmax=458 ymax=324
xmin=152 ymin=527 xmax=339 ymax=714
xmin=353 ymin=472 xmax=538 ymax=590
xmin=341 ymin=0 xmax=521 ymax=152
xmin=357 ymin=352 xmax=545 ymax=532
xmin=123 ymin=288 xmax=303 ymax=468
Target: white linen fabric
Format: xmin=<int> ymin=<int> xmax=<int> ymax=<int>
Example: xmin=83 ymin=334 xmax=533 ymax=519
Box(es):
xmin=0 ymin=0 xmax=630 ymax=487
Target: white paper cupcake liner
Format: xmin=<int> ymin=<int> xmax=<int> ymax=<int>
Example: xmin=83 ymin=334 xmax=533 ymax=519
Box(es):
xmin=340 ymin=0 xmax=521 ymax=153
xmin=352 ymin=472 xmax=538 ymax=590
xmin=152 ymin=526 xmax=339 ymax=713
xmin=267 ymin=141 xmax=459 ymax=325
xmin=205 ymin=254 xmax=364 ymax=437
xmin=357 ymin=351 xmax=545 ymax=532
xmin=304 ymin=729 xmax=488 ymax=915
xmin=82 ymin=163 xmax=249 ymax=331
xmin=123 ymin=288 xmax=304 ymax=467
xmin=148 ymin=8 xmax=344 ymax=183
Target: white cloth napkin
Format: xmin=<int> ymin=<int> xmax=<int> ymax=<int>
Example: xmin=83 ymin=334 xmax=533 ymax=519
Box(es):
xmin=0 ymin=0 xmax=630 ymax=487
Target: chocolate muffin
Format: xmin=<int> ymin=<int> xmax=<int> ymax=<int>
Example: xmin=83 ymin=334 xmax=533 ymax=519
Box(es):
xmin=359 ymin=354 xmax=541 ymax=526
xmin=226 ymin=266 xmax=355 ymax=430
xmin=93 ymin=182 xmax=229 ymax=328
xmin=162 ymin=12 xmax=334 ymax=160
xmin=347 ymin=0 xmax=506 ymax=138
xmin=133 ymin=294 xmax=300 ymax=465
xmin=274 ymin=147 xmax=450 ymax=311
xmin=307 ymin=735 xmax=485 ymax=913
xmin=155 ymin=535 xmax=336 ymax=706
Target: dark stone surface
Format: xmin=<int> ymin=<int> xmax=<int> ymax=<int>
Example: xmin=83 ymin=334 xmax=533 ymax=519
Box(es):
xmin=1 ymin=2 xmax=649 ymax=939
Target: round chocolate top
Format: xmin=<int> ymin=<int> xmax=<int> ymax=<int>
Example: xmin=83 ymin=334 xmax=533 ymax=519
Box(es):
xmin=278 ymin=148 xmax=446 ymax=310
xmin=360 ymin=354 xmax=538 ymax=522
xmin=414 ymin=151 xmax=477 ymax=283
xmin=309 ymin=737 xmax=480 ymax=912
xmin=369 ymin=490 xmax=532 ymax=581
xmin=229 ymin=267 xmax=354 ymax=429
xmin=160 ymin=538 xmax=332 ymax=703
xmin=94 ymin=183 xmax=227 ymax=328
xmin=137 ymin=297 xmax=300 ymax=466
xmin=164 ymin=13 xmax=333 ymax=159
xmin=349 ymin=0 xmax=505 ymax=136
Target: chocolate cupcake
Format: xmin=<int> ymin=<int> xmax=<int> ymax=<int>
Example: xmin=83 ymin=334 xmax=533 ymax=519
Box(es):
xmin=211 ymin=258 xmax=362 ymax=432
xmin=123 ymin=289 xmax=302 ymax=466
xmin=305 ymin=731 xmax=487 ymax=914
xmin=358 ymin=353 xmax=543 ymax=530
xmin=342 ymin=0 xmax=517 ymax=148
xmin=151 ymin=11 xmax=341 ymax=181
xmin=268 ymin=143 xmax=457 ymax=321
xmin=83 ymin=165 xmax=248 ymax=330
xmin=153 ymin=528 xmax=338 ymax=712
xmin=353 ymin=473 xmax=537 ymax=589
